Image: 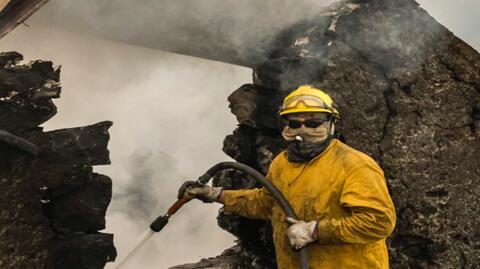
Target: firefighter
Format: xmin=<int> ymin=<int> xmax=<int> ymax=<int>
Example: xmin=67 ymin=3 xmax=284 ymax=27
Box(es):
xmin=178 ymin=85 xmax=396 ymax=268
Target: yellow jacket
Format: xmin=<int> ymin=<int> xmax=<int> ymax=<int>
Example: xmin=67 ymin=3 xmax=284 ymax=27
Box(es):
xmin=222 ymin=139 xmax=396 ymax=269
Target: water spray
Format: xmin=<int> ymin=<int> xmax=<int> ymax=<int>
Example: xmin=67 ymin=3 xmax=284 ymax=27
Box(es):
xmin=115 ymin=162 xmax=310 ymax=269
xmin=113 ymin=196 xmax=192 ymax=268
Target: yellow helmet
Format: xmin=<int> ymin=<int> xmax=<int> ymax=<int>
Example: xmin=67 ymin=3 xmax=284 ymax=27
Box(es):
xmin=279 ymin=85 xmax=340 ymax=118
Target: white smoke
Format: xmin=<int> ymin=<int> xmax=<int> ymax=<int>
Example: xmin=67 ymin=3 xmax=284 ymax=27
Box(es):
xmin=0 ymin=25 xmax=248 ymax=268
xmin=27 ymin=0 xmax=338 ymax=65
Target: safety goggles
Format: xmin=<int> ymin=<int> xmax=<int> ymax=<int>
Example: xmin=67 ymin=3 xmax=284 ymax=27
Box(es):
xmin=281 ymin=95 xmax=329 ymax=111
xmin=286 ymin=118 xmax=330 ymax=129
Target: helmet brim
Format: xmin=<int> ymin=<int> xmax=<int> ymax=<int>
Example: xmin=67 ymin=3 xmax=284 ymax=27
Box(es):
xmin=279 ymin=108 xmax=336 ymax=117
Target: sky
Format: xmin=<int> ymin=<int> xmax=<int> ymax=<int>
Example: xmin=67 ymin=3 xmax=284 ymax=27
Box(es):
xmin=418 ymin=0 xmax=480 ymax=50
xmin=0 ymin=0 xmax=479 ymax=268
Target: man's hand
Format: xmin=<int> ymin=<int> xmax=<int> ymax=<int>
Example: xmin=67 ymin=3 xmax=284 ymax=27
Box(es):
xmin=286 ymin=217 xmax=318 ymax=250
xmin=177 ymin=180 xmax=223 ymax=203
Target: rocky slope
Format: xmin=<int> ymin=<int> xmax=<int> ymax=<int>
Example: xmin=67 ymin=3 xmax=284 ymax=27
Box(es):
xmin=172 ymin=0 xmax=480 ymax=268
xmin=0 ymin=51 xmax=116 ymax=268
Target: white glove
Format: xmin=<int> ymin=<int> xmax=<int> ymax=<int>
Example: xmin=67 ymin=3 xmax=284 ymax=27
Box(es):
xmin=178 ymin=181 xmax=223 ymax=203
xmin=286 ymin=217 xmax=318 ymax=250
xmin=186 ymin=185 xmax=222 ymax=203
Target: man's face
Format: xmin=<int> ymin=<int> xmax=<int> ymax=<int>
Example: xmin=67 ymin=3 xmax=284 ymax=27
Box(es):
xmin=282 ymin=112 xmax=331 ymax=143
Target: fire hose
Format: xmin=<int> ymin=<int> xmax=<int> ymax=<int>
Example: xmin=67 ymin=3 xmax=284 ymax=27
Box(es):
xmin=149 ymin=161 xmax=310 ymax=269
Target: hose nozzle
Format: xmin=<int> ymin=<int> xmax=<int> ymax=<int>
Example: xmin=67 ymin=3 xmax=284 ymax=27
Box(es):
xmin=149 ymin=196 xmax=191 ymax=232
xmin=150 ymin=215 xmax=169 ymax=232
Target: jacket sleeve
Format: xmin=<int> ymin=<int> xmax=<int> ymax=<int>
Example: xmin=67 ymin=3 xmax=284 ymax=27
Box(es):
xmin=317 ymin=163 xmax=396 ymax=244
xmin=222 ymin=187 xmax=274 ymax=221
